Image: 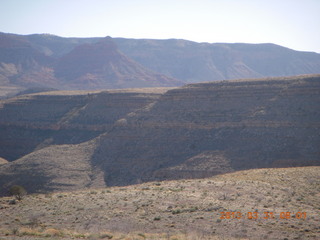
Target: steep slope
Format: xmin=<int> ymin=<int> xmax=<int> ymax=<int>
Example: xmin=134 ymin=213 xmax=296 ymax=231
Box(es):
xmin=0 ymin=92 xmax=100 ymax=161
xmin=92 ymin=74 xmax=320 ymax=186
xmin=25 ymin=33 xmax=99 ymax=58
xmin=114 ymin=38 xmax=261 ymax=82
xmin=13 ymin=33 xmax=320 ymax=83
xmin=54 ymin=38 xmax=183 ymax=89
xmin=0 ymin=88 xmax=171 ymax=195
xmin=0 ymin=33 xmax=182 ymax=92
xmin=1 ymin=32 xmax=320 ymax=92
xmin=0 ymin=140 xmax=105 ymax=194
xmin=0 ymin=33 xmax=57 ymax=89
xmin=115 ymin=38 xmax=320 ymax=82
xmin=0 ymin=75 xmax=319 ymax=195
xmin=0 ymin=88 xmax=169 ymax=162
xmin=230 ymin=43 xmax=320 ymax=76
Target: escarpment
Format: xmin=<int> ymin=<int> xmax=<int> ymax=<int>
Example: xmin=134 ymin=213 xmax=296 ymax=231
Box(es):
xmin=0 ymin=75 xmax=319 ymax=194
xmin=92 ymin=75 xmax=320 ymax=186
xmin=0 ymin=88 xmax=169 ymax=161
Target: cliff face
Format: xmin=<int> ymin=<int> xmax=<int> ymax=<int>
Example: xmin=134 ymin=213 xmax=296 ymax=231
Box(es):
xmin=0 ymin=75 xmax=319 ymax=194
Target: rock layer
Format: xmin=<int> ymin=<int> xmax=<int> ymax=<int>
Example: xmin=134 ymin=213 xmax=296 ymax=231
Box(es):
xmin=92 ymin=75 xmax=320 ymax=185
xmin=0 ymin=88 xmax=168 ymax=161
xmin=0 ymin=75 xmax=319 ymax=194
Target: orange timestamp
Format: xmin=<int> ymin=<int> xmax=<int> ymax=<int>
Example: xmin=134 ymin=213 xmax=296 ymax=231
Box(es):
xmin=220 ymin=211 xmax=307 ymax=220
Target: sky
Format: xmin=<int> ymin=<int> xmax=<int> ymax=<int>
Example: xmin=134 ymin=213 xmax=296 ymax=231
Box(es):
xmin=1 ymin=0 xmax=320 ymax=53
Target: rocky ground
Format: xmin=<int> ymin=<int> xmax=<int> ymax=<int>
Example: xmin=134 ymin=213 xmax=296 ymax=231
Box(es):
xmin=0 ymin=166 xmax=319 ymax=239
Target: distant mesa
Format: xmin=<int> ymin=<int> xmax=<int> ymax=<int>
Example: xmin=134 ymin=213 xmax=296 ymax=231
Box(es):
xmin=15 ymin=87 xmax=58 ymax=96
xmin=0 ymin=32 xmax=57 ymax=91
xmin=0 ymin=33 xmax=183 ymax=92
xmin=1 ymin=32 xmax=320 ymax=94
xmin=114 ymin=38 xmax=320 ymax=83
xmin=0 ymin=32 xmax=320 ymax=195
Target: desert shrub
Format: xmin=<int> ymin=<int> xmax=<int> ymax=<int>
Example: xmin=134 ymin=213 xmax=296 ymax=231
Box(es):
xmin=8 ymin=199 xmax=16 ymax=205
xmin=99 ymin=232 xmax=113 ymax=239
xmin=9 ymin=185 xmax=27 ymax=200
xmin=11 ymin=228 xmax=19 ymax=235
xmin=24 ymin=216 xmax=39 ymax=228
xmin=43 ymin=228 xmax=62 ymax=237
xmin=18 ymin=227 xmax=40 ymax=236
xmin=172 ymin=209 xmax=182 ymax=214
xmin=186 ymin=206 xmax=198 ymax=212
xmin=137 ymin=233 xmax=146 ymax=238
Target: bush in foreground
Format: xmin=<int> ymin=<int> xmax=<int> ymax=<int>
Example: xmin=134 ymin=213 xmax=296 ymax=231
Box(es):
xmin=9 ymin=185 xmax=27 ymax=200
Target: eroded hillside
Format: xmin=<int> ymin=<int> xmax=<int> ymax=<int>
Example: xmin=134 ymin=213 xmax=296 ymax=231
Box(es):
xmin=93 ymin=74 xmax=320 ymax=186
xmin=0 ymin=33 xmax=181 ymax=96
xmin=1 ymin=32 xmax=320 ymax=97
xmin=0 ymin=88 xmax=172 ymax=194
xmin=0 ymin=75 xmax=319 ymax=194
xmin=0 ymin=88 xmax=169 ymax=161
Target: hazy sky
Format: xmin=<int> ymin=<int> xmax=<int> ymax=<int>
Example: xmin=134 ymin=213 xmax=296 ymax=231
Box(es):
xmin=1 ymin=0 xmax=320 ymax=53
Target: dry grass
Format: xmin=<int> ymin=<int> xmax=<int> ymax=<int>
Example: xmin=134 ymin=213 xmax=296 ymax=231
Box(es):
xmin=0 ymin=166 xmax=319 ymax=239
xmin=186 ymin=73 xmax=320 ymax=87
xmin=0 ymin=227 xmax=241 ymax=239
xmin=29 ymin=87 xmax=175 ymax=96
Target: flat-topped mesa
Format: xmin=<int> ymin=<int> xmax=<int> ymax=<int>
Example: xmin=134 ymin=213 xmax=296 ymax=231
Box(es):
xmin=2 ymin=32 xmax=320 ymax=93
xmin=125 ymin=74 xmax=320 ymax=128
